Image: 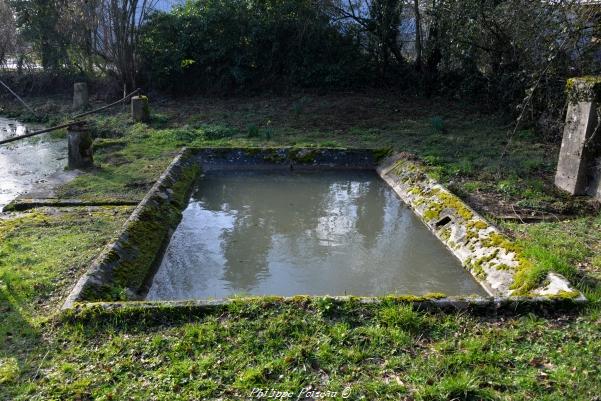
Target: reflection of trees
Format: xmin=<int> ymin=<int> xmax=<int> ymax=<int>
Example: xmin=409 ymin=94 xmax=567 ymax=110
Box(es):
xmin=180 ymin=171 xmax=486 ymax=297
xmin=354 ymin=179 xmax=386 ymax=249
xmin=195 ymin=172 xmax=331 ymax=291
xmin=191 ymin=171 xmax=388 ymax=292
xmin=220 ymin=213 xmax=271 ymax=293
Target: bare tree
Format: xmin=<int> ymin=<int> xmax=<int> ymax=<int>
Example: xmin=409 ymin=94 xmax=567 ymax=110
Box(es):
xmin=95 ymin=0 xmax=157 ymax=91
xmin=329 ymin=0 xmax=405 ymax=74
xmin=0 ymin=0 xmax=17 ymax=68
xmin=58 ymin=0 xmax=102 ymax=74
xmin=413 ymin=0 xmax=422 ymax=70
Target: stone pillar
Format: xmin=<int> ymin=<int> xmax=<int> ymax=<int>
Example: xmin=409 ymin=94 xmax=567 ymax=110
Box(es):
xmin=72 ymin=82 xmax=89 ymax=111
xmin=67 ymin=123 xmax=94 ymax=169
xmin=555 ymin=77 xmax=601 ymax=195
xmin=131 ymin=95 xmax=150 ymax=123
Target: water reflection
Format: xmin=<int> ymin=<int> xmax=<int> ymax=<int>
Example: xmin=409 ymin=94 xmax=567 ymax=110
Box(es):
xmin=0 ymin=117 xmax=67 ymax=211
xmin=0 ymin=119 xmax=27 ymax=138
xmin=147 ymin=170 xmax=487 ymax=300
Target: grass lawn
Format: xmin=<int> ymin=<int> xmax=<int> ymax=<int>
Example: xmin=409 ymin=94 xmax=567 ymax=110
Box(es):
xmin=0 ymin=92 xmax=599 ymax=400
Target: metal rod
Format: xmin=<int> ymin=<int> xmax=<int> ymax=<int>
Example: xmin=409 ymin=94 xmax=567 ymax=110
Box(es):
xmin=0 ymin=121 xmax=84 ymax=146
xmin=71 ymin=87 xmax=141 ymax=120
xmin=0 ymin=78 xmax=40 ymax=118
xmin=0 ymin=88 xmax=142 ymax=146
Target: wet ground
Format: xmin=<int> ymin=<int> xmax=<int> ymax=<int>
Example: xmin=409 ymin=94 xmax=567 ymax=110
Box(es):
xmin=147 ymin=170 xmax=487 ymax=300
xmin=0 ymin=117 xmax=67 ymax=211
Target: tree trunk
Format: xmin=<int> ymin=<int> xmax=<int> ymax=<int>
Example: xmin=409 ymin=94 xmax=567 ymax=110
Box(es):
xmin=423 ymin=0 xmax=442 ymax=96
xmin=414 ymin=0 xmax=422 ymax=71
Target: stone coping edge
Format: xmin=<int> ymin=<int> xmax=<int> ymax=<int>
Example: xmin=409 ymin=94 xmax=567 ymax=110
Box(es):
xmin=187 ymin=146 xmax=390 ymax=170
xmin=4 ymin=198 xmax=140 ymax=212
xmin=377 ymin=153 xmax=585 ymax=300
xmin=62 ymin=148 xmax=199 ymax=309
xmin=61 ymin=295 xmax=588 ymax=322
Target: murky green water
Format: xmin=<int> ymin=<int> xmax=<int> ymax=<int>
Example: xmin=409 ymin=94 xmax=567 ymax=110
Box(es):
xmin=0 ymin=117 xmax=67 ymax=211
xmin=147 ymin=170 xmax=486 ymax=299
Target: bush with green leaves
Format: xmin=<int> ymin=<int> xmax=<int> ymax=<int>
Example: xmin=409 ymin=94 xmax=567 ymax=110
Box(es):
xmin=139 ymin=0 xmax=370 ymax=92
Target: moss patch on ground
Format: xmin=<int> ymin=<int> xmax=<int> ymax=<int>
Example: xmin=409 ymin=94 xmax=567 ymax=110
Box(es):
xmin=0 ymin=207 xmax=131 ymax=392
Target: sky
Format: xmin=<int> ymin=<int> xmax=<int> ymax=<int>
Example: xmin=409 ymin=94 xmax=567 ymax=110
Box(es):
xmin=154 ymin=0 xmax=183 ymax=11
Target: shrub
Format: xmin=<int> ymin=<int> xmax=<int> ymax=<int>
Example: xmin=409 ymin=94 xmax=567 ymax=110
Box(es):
xmin=138 ymin=0 xmax=370 ymax=93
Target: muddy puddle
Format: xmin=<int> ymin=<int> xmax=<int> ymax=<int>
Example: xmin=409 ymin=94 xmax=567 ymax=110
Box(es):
xmin=0 ymin=116 xmax=67 ymax=211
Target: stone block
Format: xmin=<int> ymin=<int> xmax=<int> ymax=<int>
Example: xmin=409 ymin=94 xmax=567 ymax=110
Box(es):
xmin=131 ymin=95 xmax=150 ymax=123
xmin=555 ymin=77 xmax=601 ymax=195
xmin=72 ymin=82 xmax=89 ymax=110
xmin=68 ymin=124 xmax=94 ymax=169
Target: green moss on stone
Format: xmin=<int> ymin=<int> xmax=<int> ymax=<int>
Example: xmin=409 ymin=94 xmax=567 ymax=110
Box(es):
xmin=290 ymin=148 xmax=321 ymax=163
xmin=469 ymin=250 xmax=500 ymax=279
xmin=391 ymin=159 xmax=418 ymax=177
xmin=423 ymin=202 xmax=444 ymax=221
xmin=464 ymin=221 xmax=489 ymax=243
xmin=372 ymin=148 xmax=393 ymax=162
xmin=566 ymin=76 xmax=601 ymax=103
xmin=469 ymin=259 xmax=487 ymax=280
xmin=467 ymin=220 xmax=488 ymax=231
xmin=547 ymin=290 xmax=580 ymax=300
xmin=141 ymin=97 xmax=150 ymax=116
xmin=408 ymin=186 xmax=423 ymax=196
xmin=382 ymin=292 xmax=447 ymax=302
xmin=262 ymin=149 xmax=288 ymax=163
xmin=436 ymin=191 xmax=474 ymax=221
xmin=79 ymin=158 xmax=200 ymax=302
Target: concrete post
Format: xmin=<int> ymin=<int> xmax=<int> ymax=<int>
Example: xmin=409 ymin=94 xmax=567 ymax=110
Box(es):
xmin=131 ymin=95 xmax=150 ymax=123
xmin=555 ymin=77 xmax=601 ymax=196
xmin=67 ymin=123 xmax=94 ymax=169
xmin=72 ymin=82 xmax=89 ymax=111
